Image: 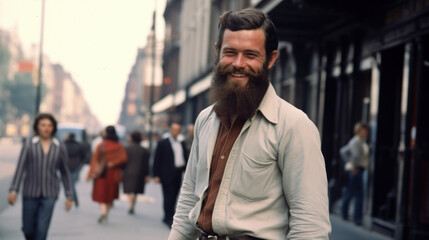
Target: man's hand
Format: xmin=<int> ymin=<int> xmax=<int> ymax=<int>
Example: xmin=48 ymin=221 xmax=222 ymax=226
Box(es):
xmin=7 ymin=192 xmax=17 ymax=205
xmin=153 ymin=177 xmax=161 ymax=183
xmin=65 ymin=199 xmax=73 ymax=211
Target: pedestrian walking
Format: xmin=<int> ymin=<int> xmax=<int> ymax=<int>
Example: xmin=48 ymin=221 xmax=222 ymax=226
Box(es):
xmin=340 ymin=122 xmax=370 ymax=225
xmin=168 ymin=8 xmax=331 ymax=240
xmin=7 ymin=113 xmax=74 ymax=240
xmin=64 ymin=133 xmax=86 ymax=207
xmin=86 ymin=125 xmax=127 ymax=223
xmin=123 ymin=131 xmax=151 ymax=215
xmin=153 ymin=122 xmax=188 ymax=228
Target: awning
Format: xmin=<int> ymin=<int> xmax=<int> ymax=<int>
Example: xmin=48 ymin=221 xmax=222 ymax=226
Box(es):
xmin=152 ymin=94 xmax=174 ymax=113
xmin=189 ymin=73 xmax=212 ymax=98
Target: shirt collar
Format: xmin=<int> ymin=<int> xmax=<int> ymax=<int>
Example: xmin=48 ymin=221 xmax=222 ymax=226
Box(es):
xmin=168 ymin=133 xmax=179 ymax=143
xmin=32 ymin=136 xmax=60 ymax=146
xmin=256 ymin=83 xmax=279 ymax=124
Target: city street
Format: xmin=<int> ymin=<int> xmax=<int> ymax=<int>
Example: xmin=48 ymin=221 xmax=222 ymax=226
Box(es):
xmin=0 ymin=142 xmax=392 ymax=239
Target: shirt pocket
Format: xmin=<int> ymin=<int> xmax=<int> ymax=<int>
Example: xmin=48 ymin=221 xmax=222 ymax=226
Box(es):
xmin=230 ymin=150 xmax=280 ymax=202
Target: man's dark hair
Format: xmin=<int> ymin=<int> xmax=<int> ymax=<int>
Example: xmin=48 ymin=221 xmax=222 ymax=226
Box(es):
xmin=169 ymin=121 xmax=182 ymax=128
xmin=216 ymin=8 xmax=278 ymax=61
xmin=32 ymin=113 xmax=58 ymax=137
xmin=68 ymin=133 xmax=76 ymax=140
xmin=130 ymin=131 xmax=142 ymax=144
xmin=354 ymin=122 xmax=369 ymax=134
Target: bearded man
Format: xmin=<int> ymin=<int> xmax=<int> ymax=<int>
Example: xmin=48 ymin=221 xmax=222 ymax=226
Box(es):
xmin=168 ymin=8 xmax=331 ymax=240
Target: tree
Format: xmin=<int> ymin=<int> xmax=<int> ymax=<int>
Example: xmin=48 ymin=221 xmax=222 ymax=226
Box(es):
xmin=0 ymin=39 xmax=11 ymax=135
xmin=4 ymin=73 xmax=47 ymax=119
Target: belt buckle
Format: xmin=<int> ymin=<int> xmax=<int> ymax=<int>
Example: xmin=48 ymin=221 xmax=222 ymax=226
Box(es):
xmin=206 ymin=235 xmax=218 ymax=239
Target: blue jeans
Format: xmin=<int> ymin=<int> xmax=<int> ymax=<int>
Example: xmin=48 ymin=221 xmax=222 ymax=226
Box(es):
xmin=22 ymin=197 xmax=57 ymax=240
xmin=341 ymin=168 xmax=364 ymax=223
xmin=71 ymin=169 xmax=80 ymax=206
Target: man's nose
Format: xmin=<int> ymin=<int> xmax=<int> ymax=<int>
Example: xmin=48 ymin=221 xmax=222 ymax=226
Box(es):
xmin=232 ymin=54 xmax=245 ymax=68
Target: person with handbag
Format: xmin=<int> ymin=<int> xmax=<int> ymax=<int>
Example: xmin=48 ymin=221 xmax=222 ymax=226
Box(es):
xmin=86 ymin=125 xmax=127 ymax=223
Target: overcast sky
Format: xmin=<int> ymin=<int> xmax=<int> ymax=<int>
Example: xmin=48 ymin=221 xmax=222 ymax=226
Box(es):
xmin=0 ymin=0 xmax=166 ymax=126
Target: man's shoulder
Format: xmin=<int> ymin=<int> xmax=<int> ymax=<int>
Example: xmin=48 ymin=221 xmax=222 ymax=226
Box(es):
xmin=194 ymin=105 xmax=215 ymax=126
xmin=127 ymin=144 xmax=147 ymax=152
xmin=158 ymin=137 xmax=171 ymax=146
xmin=349 ymin=136 xmax=361 ymax=146
xmin=198 ymin=105 xmax=214 ymax=118
xmin=276 ymin=97 xmax=310 ymax=122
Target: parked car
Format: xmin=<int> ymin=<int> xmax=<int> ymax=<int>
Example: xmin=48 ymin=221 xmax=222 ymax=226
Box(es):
xmin=56 ymin=123 xmax=92 ymax=164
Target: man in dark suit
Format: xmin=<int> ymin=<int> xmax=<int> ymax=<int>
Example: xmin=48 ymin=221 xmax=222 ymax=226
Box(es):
xmin=153 ymin=122 xmax=188 ymax=228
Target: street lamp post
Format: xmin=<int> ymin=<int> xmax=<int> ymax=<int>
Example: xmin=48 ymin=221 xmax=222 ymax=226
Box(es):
xmin=35 ymin=0 xmax=45 ymax=115
xmin=149 ymin=9 xmax=156 ymax=152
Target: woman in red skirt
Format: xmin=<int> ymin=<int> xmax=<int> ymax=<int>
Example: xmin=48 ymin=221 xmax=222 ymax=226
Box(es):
xmin=87 ymin=126 xmax=127 ymax=223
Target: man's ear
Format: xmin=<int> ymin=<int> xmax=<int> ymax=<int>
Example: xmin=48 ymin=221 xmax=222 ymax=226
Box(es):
xmin=214 ymin=42 xmax=219 ymax=55
xmin=267 ymin=50 xmax=279 ymax=70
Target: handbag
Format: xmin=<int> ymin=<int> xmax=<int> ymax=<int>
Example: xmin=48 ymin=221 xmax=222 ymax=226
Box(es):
xmin=90 ymin=144 xmax=107 ymax=179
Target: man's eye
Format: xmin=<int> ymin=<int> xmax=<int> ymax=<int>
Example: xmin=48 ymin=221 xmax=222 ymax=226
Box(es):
xmin=223 ymin=51 xmax=236 ymax=56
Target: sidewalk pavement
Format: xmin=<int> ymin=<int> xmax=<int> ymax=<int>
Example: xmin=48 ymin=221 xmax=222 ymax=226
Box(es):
xmin=329 ymin=215 xmax=392 ymax=240
xmin=0 ymin=164 xmax=393 ymax=240
xmin=0 ymin=165 xmax=171 ymax=240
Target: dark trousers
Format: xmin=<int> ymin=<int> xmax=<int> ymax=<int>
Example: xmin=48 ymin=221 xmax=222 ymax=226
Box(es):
xmin=161 ymin=168 xmax=183 ymax=225
xmin=341 ymin=168 xmax=364 ymax=223
xmin=22 ymin=197 xmax=56 ymax=240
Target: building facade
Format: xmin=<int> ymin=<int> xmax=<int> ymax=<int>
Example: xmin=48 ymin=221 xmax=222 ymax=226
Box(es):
xmin=257 ymin=1 xmax=429 ymax=239
xmin=118 ymin=32 xmax=163 ymax=136
xmin=0 ymin=28 xmax=100 ymax=137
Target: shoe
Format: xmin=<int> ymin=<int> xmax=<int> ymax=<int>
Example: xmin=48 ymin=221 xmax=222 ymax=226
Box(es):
xmin=128 ymin=208 xmax=134 ymax=215
xmin=162 ymin=219 xmax=172 ymax=229
xmin=98 ymin=214 xmax=107 ymax=223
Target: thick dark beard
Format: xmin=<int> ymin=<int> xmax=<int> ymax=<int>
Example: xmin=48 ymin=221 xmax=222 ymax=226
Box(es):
xmin=209 ymin=62 xmax=270 ymax=120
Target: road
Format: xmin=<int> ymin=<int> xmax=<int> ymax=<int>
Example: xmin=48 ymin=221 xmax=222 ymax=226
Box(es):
xmin=0 ymin=141 xmax=392 ymax=239
xmin=0 ymin=142 xmax=21 ymax=213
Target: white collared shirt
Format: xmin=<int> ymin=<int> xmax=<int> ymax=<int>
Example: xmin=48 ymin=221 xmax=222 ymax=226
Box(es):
xmin=168 ymin=135 xmax=186 ymax=168
xmin=169 ymin=84 xmax=331 ymax=240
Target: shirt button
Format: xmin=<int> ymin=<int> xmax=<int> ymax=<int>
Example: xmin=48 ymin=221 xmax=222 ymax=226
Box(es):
xmin=221 ymin=155 xmax=225 ymax=159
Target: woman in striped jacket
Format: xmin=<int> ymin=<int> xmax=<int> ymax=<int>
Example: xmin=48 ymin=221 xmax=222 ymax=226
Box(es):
xmin=8 ymin=113 xmax=74 ymax=240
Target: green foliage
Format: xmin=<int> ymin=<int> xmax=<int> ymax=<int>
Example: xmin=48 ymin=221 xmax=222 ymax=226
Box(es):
xmin=4 ymin=73 xmax=47 ymax=118
xmin=0 ymin=41 xmax=11 ymax=122
xmin=0 ymin=43 xmax=10 ymax=66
